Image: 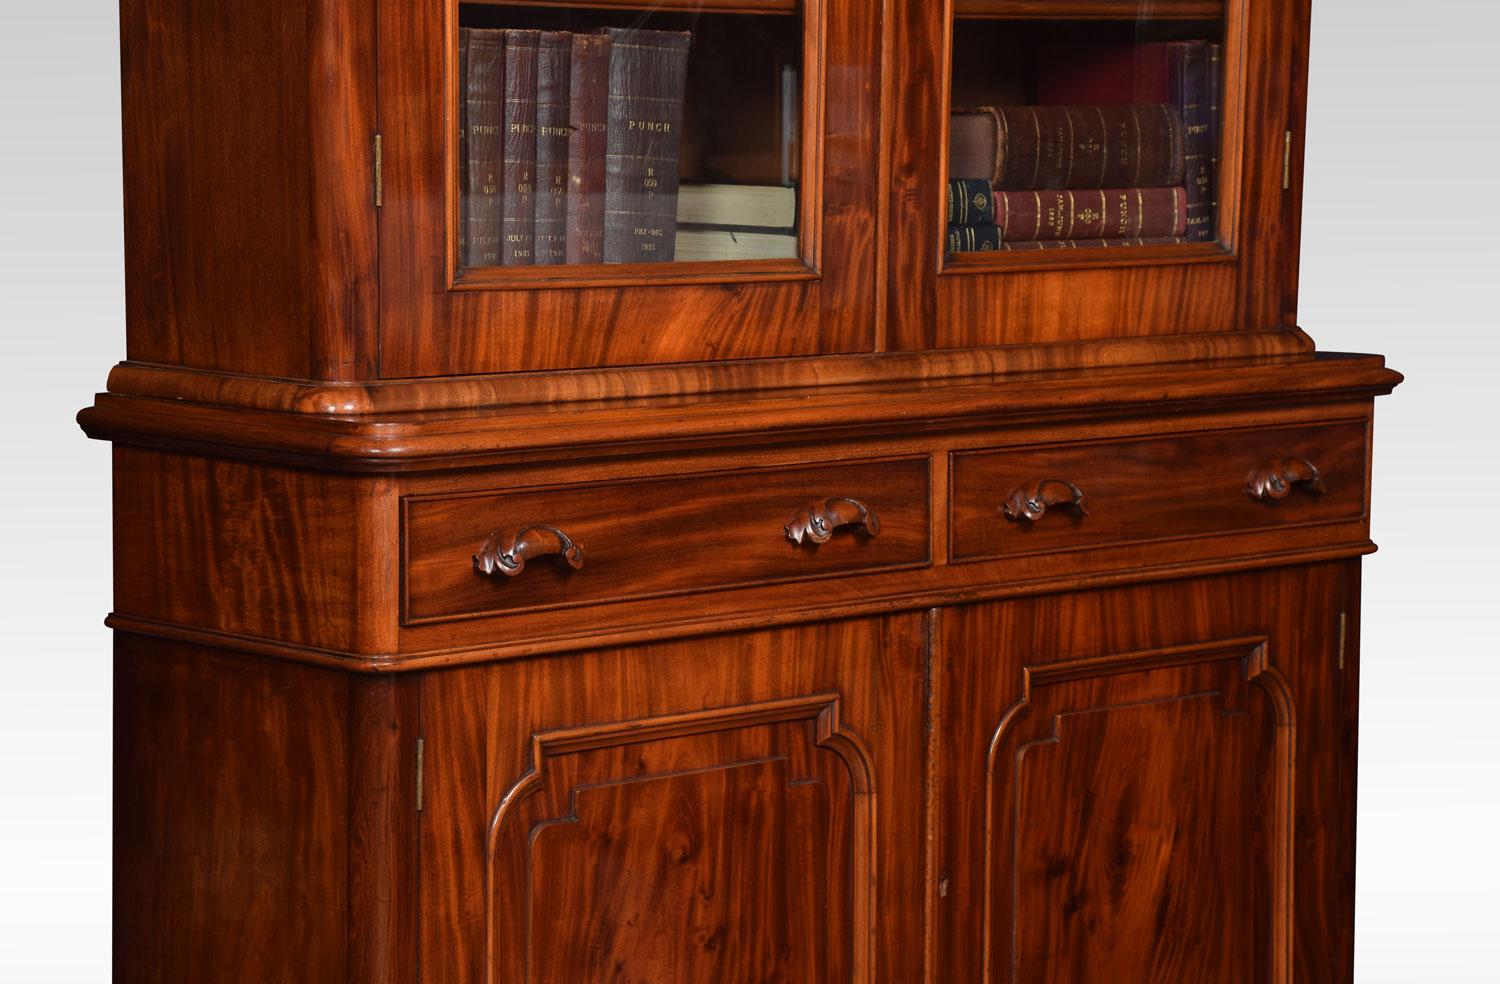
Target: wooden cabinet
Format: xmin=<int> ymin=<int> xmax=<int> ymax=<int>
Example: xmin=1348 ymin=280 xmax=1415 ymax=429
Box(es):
xmin=84 ymin=0 xmax=1397 ymax=980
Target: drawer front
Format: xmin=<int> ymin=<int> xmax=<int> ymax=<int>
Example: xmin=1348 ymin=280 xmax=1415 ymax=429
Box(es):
xmin=950 ymin=421 xmax=1368 ymax=562
xmin=404 ymin=458 xmax=931 ymax=622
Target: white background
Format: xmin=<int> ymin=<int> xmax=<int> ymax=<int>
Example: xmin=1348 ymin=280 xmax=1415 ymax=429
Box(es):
xmin=1 ymin=0 xmax=1496 ymax=979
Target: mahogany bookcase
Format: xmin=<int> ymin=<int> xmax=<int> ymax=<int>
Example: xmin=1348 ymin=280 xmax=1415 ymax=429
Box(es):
xmin=81 ymin=0 xmax=1400 ymax=980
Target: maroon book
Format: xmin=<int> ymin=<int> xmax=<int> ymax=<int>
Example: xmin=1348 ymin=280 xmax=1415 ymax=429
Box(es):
xmin=566 ymin=33 xmax=610 ymax=265
xmin=996 ymin=187 xmax=1188 ymax=241
xmin=534 ymin=32 xmax=571 ymax=265
xmin=500 ymin=29 xmax=540 ymax=265
xmin=950 ymin=105 xmax=1185 ymax=190
xmin=1001 ymin=235 xmax=1189 ymax=251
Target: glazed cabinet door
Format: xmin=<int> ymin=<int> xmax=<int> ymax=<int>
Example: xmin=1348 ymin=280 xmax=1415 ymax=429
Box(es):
xmin=890 ymin=0 xmax=1311 ymax=350
xmin=377 ymin=0 xmax=884 ymax=377
xmin=417 ymin=614 xmax=925 ymax=983
xmin=933 ymin=564 xmax=1359 ymax=983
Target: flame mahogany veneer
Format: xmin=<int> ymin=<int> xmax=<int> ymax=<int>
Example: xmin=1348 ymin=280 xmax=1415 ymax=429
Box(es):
xmin=85 ymin=0 xmax=1397 ymax=980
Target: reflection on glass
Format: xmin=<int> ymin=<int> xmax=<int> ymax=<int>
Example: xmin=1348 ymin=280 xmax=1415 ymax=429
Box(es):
xmin=946 ymin=6 xmax=1223 ymax=256
xmin=458 ymin=2 xmax=803 ymax=270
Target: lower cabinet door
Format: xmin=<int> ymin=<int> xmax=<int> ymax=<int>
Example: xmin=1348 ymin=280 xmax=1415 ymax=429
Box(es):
xmin=417 ymin=614 xmax=926 ymax=984
xmin=934 ymin=563 xmax=1357 ymax=984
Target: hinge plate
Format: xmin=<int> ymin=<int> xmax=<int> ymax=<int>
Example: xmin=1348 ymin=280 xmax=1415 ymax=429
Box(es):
xmin=1338 ymin=611 xmax=1348 ymax=671
xmin=374 ymin=134 xmax=384 ymax=207
xmin=415 ymin=736 xmax=425 ymax=812
xmin=1282 ymin=130 xmax=1293 ymax=191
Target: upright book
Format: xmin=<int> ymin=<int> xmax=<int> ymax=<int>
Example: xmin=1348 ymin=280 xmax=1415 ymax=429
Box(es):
xmin=534 ymin=32 xmax=571 ymax=265
xmin=501 ymin=29 xmax=540 ymax=265
xmin=566 ymin=33 xmax=611 ymax=264
xmin=1170 ymin=42 xmax=1222 ymax=242
xmin=602 ymin=27 xmax=693 ymax=264
xmin=459 ymin=29 xmax=504 ymax=268
xmin=950 ymin=105 xmax=1185 ymax=190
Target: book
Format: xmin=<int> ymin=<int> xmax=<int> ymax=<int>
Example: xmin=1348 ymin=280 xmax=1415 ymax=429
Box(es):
xmin=602 ymin=28 xmax=693 ymax=263
xmin=1171 ymin=42 xmax=1221 ymax=242
xmin=534 ymin=32 xmax=571 ymax=265
xmin=1000 ymin=236 xmax=1189 ymax=251
xmin=947 ymin=178 xmax=996 ymax=226
xmin=949 ymin=105 xmax=1185 ymax=190
xmin=676 ymin=183 xmax=796 ymax=230
xmin=674 ymin=227 xmax=798 ymax=262
xmin=946 ymin=224 xmax=1002 ymax=253
xmin=459 ymin=29 xmax=504 ymax=268
xmin=566 ymin=33 xmax=611 ymax=265
xmin=501 ymin=29 xmax=540 ymax=265
xmin=996 ymin=187 xmax=1187 ymax=241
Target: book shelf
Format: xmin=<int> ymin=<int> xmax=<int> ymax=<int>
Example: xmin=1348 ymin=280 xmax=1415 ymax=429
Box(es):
xmin=92 ymin=0 xmax=1399 ymax=981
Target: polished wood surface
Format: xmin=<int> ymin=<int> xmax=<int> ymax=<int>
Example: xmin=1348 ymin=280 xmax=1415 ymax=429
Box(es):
xmin=94 ymin=0 xmax=1393 ymax=979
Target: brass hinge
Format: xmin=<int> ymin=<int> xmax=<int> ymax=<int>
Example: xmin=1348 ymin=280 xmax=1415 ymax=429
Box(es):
xmin=373 ymin=133 xmax=384 ymax=207
xmin=1282 ymin=130 xmax=1293 ymax=191
xmin=1337 ymin=611 xmax=1348 ymax=671
xmin=415 ymin=737 xmax=425 ymax=812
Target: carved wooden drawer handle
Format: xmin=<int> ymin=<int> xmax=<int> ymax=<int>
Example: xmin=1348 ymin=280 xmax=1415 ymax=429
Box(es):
xmin=785 ymin=497 xmax=881 ymax=545
xmin=1245 ymin=456 xmax=1326 ymax=501
xmin=1003 ymin=479 xmax=1089 ymax=522
xmin=473 ymin=525 xmax=585 ymax=577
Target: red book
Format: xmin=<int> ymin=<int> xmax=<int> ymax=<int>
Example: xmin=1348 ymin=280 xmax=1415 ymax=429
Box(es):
xmin=566 ymin=33 xmax=610 ymax=265
xmin=459 ymin=29 xmax=504 ymax=268
xmin=950 ymin=105 xmax=1185 ymax=190
xmin=996 ymin=187 xmax=1188 ymax=241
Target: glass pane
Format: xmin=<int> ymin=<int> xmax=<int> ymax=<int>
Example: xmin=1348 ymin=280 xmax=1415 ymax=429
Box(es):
xmin=457 ymin=2 xmax=803 ymax=271
xmin=946 ymin=1 xmax=1224 ymax=256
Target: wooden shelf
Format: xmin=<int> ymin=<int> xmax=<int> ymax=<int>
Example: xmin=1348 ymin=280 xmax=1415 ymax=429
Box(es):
xmin=955 ymin=0 xmax=1222 ymax=19
xmin=463 ymin=0 xmax=797 ymax=14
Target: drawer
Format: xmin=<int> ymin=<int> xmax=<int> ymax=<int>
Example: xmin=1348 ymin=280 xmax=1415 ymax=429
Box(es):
xmin=950 ymin=421 xmax=1368 ymax=562
xmin=403 ymin=457 xmax=931 ymax=623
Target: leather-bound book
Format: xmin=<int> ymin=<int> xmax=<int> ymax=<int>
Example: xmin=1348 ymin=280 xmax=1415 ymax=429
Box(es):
xmin=534 ymin=32 xmax=571 ymax=265
xmin=566 ymin=33 xmax=610 ymax=265
xmin=947 ymin=178 xmax=996 ymax=226
xmin=997 ymin=187 xmax=1187 ymax=241
xmin=602 ymin=28 xmax=693 ymax=264
xmin=501 ymin=29 xmax=540 ymax=265
xmin=950 ymin=105 xmax=1185 ymax=190
xmin=946 ymin=224 xmax=1002 ymax=253
xmin=1171 ymin=42 xmax=1222 ymax=242
xmin=459 ymin=29 xmax=504 ymax=268
xmin=1000 ymin=236 xmax=1189 ymax=251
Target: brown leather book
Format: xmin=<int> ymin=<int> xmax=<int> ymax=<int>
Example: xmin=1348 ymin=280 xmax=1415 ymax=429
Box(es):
xmin=534 ymin=32 xmax=571 ymax=265
xmin=566 ymin=33 xmax=610 ymax=265
xmin=1000 ymin=236 xmax=1190 ymax=251
xmin=602 ymin=28 xmax=693 ymax=264
xmin=459 ymin=29 xmax=504 ymax=268
xmin=501 ymin=29 xmax=540 ymax=265
xmin=950 ymin=105 xmax=1185 ymax=190
xmin=997 ymin=187 xmax=1187 ymax=241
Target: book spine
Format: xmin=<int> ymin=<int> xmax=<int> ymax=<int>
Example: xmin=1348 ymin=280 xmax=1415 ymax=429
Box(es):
xmin=946 ymin=224 xmax=1003 ymax=253
xmin=1000 ymin=236 xmax=1189 ymax=251
xmin=501 ymin=29 xmax=540 ymax=265
xmin=534 ymin=32 xmax=571 ymax=265
xmin=947 ymin=179 xmax=997 ymax=226
xmin=460 ymin=30 xmax=505 ymax=268
xmin=1171 ymin=42 xmax=1221 ymax=242
xmin=603 ymin=28 xmax=693 ymax=264
xmin=990 ymin=105 xmax=1186 ymax=190
xmin=566 ymin=34 xmax=611 ymax=265
xmin=996 ymin=187 xmax=1187 ymax=241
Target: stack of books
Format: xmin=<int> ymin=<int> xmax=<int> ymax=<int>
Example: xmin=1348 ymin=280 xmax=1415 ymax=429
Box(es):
xmin=460 ymin=27 xmax=694 ymax=267
xmin=674 ymin=183 xmax=798 ymax=262
xmin=946 ymin=40 xmax=1220 ymax=253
